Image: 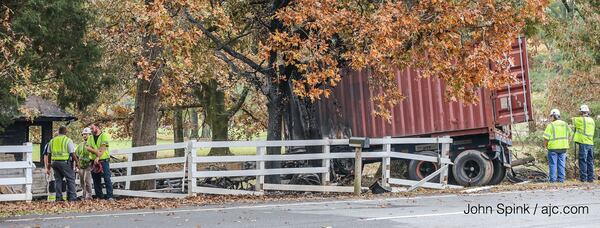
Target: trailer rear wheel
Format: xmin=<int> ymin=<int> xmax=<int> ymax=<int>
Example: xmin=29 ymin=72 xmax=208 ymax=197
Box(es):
xmin=408 ymin=151 xmax=440 ymax=182
xmin=487 ymin=159 xmax=507 ymax=185
xmin=452 ymin=150 xmax=493 ymax=186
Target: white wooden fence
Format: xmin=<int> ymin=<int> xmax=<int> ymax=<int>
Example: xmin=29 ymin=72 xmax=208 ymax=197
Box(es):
xmin=0 ymin=143 xmax=34 ymax=202
xmin=188 ymin=136 xmax=459 ymax=196
xmin=1 ymin=137 xmax=458 ymax=200
xmin=109 ymin=142 xmax=188 ymax=198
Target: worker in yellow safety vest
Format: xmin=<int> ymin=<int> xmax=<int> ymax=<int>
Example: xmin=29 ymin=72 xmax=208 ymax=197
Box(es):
xmin=572 ymin=104 xmax=596 ymax=182
xmin=543 ymin=109 xmax=571 ymax=183
xmin=44 ymin=126 xmax=79 ymax=201
xmin=76 ymin=127 xmax=94 ymax=199
xmin=86 ymin=123 xmax=114 ymax=200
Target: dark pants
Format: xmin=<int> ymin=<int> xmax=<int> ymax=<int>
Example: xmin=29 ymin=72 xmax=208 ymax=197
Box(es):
xmin=578 ymin=143 xmax=595 ymax=182
xmin=51 ymin=161 xmax=77 ymax=201
xmin=92 ymin=160 xmax=113 ymax=199
xmin=548 ymin=149 xmax=567 ymax=183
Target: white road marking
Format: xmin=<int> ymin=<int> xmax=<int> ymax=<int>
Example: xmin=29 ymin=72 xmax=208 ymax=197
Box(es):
xmin=461 ymin=186 xmax=495 ymax=193
xmin=360 ymin=212 xmax=464 ymax=221
xmin=2 ymin=187 xmax=587 ymax=223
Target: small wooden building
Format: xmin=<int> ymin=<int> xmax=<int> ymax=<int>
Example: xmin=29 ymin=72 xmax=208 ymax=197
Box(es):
xmin=0 ymin=96 xmax=76 ymax=163
xmin=0 ymin=96 xmax=76 ymax=196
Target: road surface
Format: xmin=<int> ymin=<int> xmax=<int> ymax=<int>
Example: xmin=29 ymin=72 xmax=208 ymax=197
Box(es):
xmin=3 ymin=187 xmax=600 ymax=227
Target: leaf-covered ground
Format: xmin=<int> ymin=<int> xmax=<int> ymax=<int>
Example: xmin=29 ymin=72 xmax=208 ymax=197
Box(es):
xmin=2 ymin=181 xmax=598 ymax=218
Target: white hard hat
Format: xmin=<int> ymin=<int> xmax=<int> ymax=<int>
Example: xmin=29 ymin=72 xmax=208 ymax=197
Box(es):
xmin=550 ymin=109 xmax=560 ymax=116
xmin=82 ymin=127 xmax=92 ymax=134
xmin=580 ymin=104 xmax=590 ymax=112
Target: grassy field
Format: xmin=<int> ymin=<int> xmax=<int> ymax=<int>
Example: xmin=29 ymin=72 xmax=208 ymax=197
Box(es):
xmin=32 ymin=134 xmax=269 ymax=162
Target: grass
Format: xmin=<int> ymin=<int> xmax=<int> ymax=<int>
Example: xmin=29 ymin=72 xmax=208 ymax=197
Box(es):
xmin=32 ymin=133 xmax=271 ymax=162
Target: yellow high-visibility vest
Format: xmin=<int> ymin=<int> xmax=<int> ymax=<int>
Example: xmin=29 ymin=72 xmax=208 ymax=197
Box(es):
xmin=87 ymin=132 xmax=111 ymax=160
xmin=49 ymin=135 xmax=72 ymax=161
xmin=543 ymin=120 xmax=571 ymax=149
xmin=572 ymin=116 xmax=595 ymax=145
xmin=76 ymin=142 xmax=92 ymax=168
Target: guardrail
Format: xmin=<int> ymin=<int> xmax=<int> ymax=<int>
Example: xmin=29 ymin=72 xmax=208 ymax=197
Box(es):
xmin=0 ymin=143 xmax=34 ymax=202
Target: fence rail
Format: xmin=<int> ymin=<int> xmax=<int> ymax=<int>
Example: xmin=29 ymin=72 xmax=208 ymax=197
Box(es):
xmin=109 ymin=143 xmax=188 ymax=191
xmin=0 ymin=143 xmax=34 ymax=202
xmin=107 ymin=136 xmax=458 ymax=197
xmin=1 ymin=137 xmax=459 ymax=200
xmin=185 ymin=136 xmax=458 ymax=196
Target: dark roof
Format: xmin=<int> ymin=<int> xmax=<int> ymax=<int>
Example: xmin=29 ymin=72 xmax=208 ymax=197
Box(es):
xmin=18 ymin=96 xmax=76 ymax=121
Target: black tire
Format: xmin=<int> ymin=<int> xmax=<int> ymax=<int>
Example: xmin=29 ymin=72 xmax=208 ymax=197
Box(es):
xmin=408 ymin=151 xmax=440 ymax=182
xmin=333 ymin=158 xmax=354 ymax=175
xmin=488 ymin=159 xmax=507 ymax=185
xmin=452 ymin=150 xmax=493 ymax=186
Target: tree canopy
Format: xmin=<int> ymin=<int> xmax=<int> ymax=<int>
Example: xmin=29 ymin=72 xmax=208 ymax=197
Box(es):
xmin=0 ymin=0 xmax=110 ymax=133
xmin=2 ymin=0 xmax=552 ymax=146
xmin=0 ymin=5 xmax=30 ymax=131
xmin=536 ymin=0 xmax=599 ymax=115
xmin=268 ymin=0 xmax=547 ymax=118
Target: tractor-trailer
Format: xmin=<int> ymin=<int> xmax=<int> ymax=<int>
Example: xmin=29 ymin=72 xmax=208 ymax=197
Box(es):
xmin=317 ymin=37 xmax=533 ymax=186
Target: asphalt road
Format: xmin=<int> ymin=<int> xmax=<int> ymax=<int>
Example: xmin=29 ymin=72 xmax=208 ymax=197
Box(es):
xmin=3 ymin=187 xmax=600 ymax=228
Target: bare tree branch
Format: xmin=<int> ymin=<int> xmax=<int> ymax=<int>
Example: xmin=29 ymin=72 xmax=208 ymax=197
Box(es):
xmin=214 ymin=51 xmax=267 ymax=94
xmin=90 ymin=103 xmax=205 ymax=125
xmin=241 ymin=107 xmax=267 ymax=129
xmin=226 ymin=86 xmax=250 ymax=117
xmin=216 ymin=23 xmax=253 ymax=50
xmin=184 ymin=9 xmax=272 ymax=76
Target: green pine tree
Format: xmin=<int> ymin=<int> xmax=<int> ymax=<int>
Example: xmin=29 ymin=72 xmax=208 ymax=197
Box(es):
xmin=1 ymin=0 xmax=113 ymax=132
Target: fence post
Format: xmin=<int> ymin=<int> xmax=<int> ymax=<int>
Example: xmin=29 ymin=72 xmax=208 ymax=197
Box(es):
xmin=382 ymin=136 xmax=391 ymax=188
xmin=354 ymin=146 xmax=362 ymax=195
xmin=125 ymin=152 xmax=133 ymax=190
xmin=256 ymin=146 xmax=266 ymax=192
xmin=24 ymin=142 xmax=33 ymax=202
xmin=439 ymin=137 xmax=450 ymax=187
xmin=322 ymin=137 xmax=330 ymax=186
xmin=188 ymin=140 xmax=197 ymax=196
xmin=181 ymin=142 xmax=188 ymax=193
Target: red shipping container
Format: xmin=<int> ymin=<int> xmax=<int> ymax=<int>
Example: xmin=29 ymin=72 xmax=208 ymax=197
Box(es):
xmin=318 ymin=37 xmax=533 ymax=141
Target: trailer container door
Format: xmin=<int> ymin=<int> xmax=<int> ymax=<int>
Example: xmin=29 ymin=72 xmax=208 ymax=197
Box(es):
xmin=493 ymin=37 xmax=533 ymax=125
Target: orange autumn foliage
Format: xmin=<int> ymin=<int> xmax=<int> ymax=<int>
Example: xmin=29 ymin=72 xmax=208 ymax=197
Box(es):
xmin=267 ymin=0 xmax=548 ymax=119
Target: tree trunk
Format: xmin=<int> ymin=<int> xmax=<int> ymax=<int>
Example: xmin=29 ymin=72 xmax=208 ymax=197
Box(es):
xmin=131 ymin=73 xmax=161 ymax=190
xmin=264 ymin=0 xmax=288 ymax=184
xmin=200 ymin=117 xmax=211 ymax=139
xmin=183 ymin=109 xmax=189 ymax=139
xmin=208 ymin=115 xmax=231 ymax=156
xmin=174 ymin=109 xmax=185 ymax=157
xmin=285 ymin=82 xmax=322 ymax=141
xmin=130 ymin=0 xmax=163 ymax=190
xmin=528 ymin=120 xmax=537 ymax=132
xmin=211 ymin=116 xmax=228 ymax=141
xmin=282 ymin=70 xmax=323 ymax=169
xmin=190 ymin=108 xmax=199 ymax=139
xmin=201 ymin=79 xmax=233 ymax=156
xmin=265 ymin=83 xmax=285 ymax=184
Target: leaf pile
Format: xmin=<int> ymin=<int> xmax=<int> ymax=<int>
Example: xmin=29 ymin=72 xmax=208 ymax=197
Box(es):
xmin=0 ymin=192 xmax=351 ymax=217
